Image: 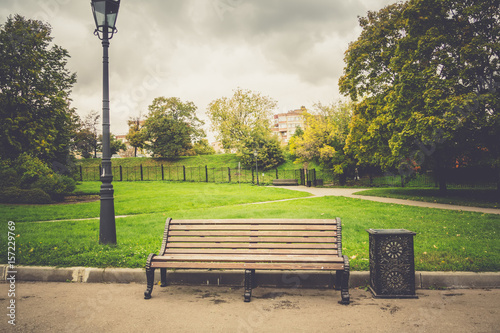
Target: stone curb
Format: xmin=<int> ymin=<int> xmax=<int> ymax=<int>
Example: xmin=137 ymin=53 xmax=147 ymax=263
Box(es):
xmin=1 ymin=265 xmax=499 ymax=289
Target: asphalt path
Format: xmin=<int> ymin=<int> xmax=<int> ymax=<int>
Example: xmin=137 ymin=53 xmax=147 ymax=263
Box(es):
xmin=1 ymin=282 xmax=499 ymax=333
xmin=270 ymin=186 xmax=500 ymax=215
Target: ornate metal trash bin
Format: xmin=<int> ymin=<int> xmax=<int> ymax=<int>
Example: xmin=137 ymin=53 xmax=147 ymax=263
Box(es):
xmin=366 ymin=229 xmax=417 ymax=299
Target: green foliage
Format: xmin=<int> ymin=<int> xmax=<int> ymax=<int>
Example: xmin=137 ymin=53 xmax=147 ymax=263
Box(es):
xmin=0 ymin=15 xmax=77 ymax=164
xmin=237 ymin=130 xmax=285 ymax=170
xmin=126 ymin=118 xmax=146 ymax=157
xmin=289 ymin=101 xmax=353 ymax=172
xmin=143 ymin=97 xmax=205 ymax=157
xmin=0 ymin=154 xmax=77 ymax=203
xmin=340 ymin=0 xmax=500 ymax=194
xmin=98 ymin=134 xmax=126 ymax=155
xmin=0 ymin=187 xmax=52 ymax=204
xmin=74 ymin=110 xmax=100 ymax=159
xmin=207 ymin=88 xmax=277 ymax=150
xmin=192 ymin=139 xmax=216 ymax=155
xmin=0 ymin=160 xmax=19 ymax=188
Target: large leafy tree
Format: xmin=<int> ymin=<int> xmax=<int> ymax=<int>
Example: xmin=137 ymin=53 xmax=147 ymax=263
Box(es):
xmin=208 ymin=88 xmax=284 ymax=168
xmin=142 ymin=97 xmax=205 ymax=158
xmin=0 ymin=15 xmax=77 ymax=164
xmin=289 ymin=101 xmax=353 ymax=174
xmin=340 ymin=0 xmax=500 ymax=194
xmin=207 ymin=88 xmax=277 ymax=150
xmin=237 ymin=128 xmax=285 ymax=170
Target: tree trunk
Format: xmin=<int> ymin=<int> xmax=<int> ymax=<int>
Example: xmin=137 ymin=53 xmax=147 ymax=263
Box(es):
xmin=134 ymin=146 xmax=137 ymax=157
xmin=436 ymin=156 xmax=447 ymax=195
xmin=497 ymin=167 xmax=500 ymax=202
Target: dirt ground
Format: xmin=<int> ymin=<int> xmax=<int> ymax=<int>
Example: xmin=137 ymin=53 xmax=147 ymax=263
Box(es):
xmin=1 ymin=282 xmax=499 ymax=332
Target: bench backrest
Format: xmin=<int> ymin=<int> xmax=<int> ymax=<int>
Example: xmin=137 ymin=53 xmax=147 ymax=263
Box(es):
xmin=154 ymin=218 xmax=345 ymax=270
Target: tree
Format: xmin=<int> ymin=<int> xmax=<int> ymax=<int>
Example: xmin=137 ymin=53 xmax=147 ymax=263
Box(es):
xmin=207 ymin=88 xmax=277 ymax=150
xmin=142 ymin=97 xmax=205 ymax=158
xmin=237 ymin=128 xmax=285 ymax=170
xmin=289 ymin=101 xmax=353 ymax=174
xmin=192 ymin=139 xmax=216 ymax=155
xmin=74 ymin=110 xmax=100 ymax=158
xmin=126 ymin=117 xmax=146 ymax=157
xmin=339 ymin=0 xmax=500 ymax=194
xmin=0 ymin=15 xmax=77 ymax=164
xmin=98 ymin=134 xmax=126 ymax=155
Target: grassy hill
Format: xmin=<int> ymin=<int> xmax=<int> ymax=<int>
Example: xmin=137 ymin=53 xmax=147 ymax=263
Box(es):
xmin=75 ymin=153 xmax=313 ymax=171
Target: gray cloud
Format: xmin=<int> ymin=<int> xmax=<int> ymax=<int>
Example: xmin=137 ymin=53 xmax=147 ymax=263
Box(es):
xmin=1 ymin=0 xmax=396 ymax=137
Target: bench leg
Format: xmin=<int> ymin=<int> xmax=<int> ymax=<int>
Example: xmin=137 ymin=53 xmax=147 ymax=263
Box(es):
xmin=160 ymin=268 xmax=167 ymax=287
xmin=144 ymin=253 xmax=156 ymax=299
xmin=338 ymin=255 xmax=350 ymax=305
xmin=335 ymin=270 xmax=342 ymax=290
xmin=244 ymin=269 xmax=255 ymax=302
xmin=144 ymin=267 xmax=155 ymax=299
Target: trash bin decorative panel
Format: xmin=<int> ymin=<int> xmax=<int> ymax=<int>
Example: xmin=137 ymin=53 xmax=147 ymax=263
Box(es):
xmin=366 ymin=229 xmax=417 ymax=298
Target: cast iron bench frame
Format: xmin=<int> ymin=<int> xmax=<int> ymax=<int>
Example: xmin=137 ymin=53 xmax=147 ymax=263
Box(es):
xmin=272 ymin=179 xmax=299 ymax=186
xmin=144 ymin=218 xmax=350 ymax=304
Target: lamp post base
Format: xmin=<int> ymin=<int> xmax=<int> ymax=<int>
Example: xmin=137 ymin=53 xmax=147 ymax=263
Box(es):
xmin=99 ymin=181 xmax=116 ymax=244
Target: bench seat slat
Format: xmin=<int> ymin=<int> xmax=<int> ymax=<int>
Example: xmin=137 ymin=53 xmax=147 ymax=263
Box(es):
xmin=151 ymin=261 xmax=344 ymax=270
xmin=167 ymin=236 xmax=337 ymax=243
xmin=169 ymin=224 xmax=337 ymax=231
xmin=166 ymin=242 xmax=337 ymax=249
xmin=153 ymin=254 xmax=344 ymax=263
xmin=168 ymin=230 xmax=337 ymax=237
xmin=170 ymin=219 xmax=338 ymax=225
xmin=164 ymin=248 xmax=338 ymax=255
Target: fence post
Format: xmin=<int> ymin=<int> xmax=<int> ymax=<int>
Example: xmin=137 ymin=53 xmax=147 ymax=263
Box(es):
xmin=183 ymin=166 xmax=186 ymax=181
xmin=119 ymin=166 xmax=122 ymax=181
xmin=276 ymin=168 xmax=278 ymax=179
xmin=140 ymin=164 xmax=143 ymax=181
xmin=205 ymin=165 xmax=208 ymax=182
xmin=228 ymin=167 xmax=231 ymax=183
xmin=161 ymin=164 xmax=164 ymax=181
xmin=80 ymin=165 xmax=83 ymax=181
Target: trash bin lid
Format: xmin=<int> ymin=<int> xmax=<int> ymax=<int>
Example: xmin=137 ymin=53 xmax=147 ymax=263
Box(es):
xmin=366 ymin=229 xmax=416 ymax=235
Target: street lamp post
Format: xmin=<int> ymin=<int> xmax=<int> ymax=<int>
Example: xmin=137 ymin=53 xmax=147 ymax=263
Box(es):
xmin=91 ymin=0 xmax=120 ymax=244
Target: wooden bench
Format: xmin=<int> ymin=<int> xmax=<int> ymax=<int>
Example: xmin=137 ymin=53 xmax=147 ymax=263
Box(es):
xmin=272 ymin=179 xmax=299 ymax=186
xmin=144 ymin=218 xmax=350 ymax=304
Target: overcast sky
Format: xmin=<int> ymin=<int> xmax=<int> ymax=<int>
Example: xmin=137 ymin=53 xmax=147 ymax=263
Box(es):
xmin=1 ymin=0 xmax=396 ymax=139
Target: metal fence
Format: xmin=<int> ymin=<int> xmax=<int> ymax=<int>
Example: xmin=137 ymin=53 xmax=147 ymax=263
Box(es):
xmin=316 ymin=168 xmax=497 ymax=189
xmin=78 ymin=165 xmax=496 ymax=188
xmin=79 ymin=165 xmax=307 ymax=185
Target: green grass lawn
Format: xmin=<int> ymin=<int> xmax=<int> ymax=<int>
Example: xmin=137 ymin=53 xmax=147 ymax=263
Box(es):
xmin=0 ymin=182 xmax=311 ymax=222
xmin=1 ymin=182 xmax=499 ymax=272
xmin=354 ymin=188 xmax=499 ymax=209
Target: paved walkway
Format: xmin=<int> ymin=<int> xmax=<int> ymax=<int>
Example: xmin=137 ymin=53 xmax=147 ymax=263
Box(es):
xmin=2 ymin=282 xmax=499 ymax=332
xmin=271 ymin=186 xmax=500 ymax=215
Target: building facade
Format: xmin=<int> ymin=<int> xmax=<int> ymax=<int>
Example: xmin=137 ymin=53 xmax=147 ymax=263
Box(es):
xmin=272 ymin=106 xmax=307 ymax=145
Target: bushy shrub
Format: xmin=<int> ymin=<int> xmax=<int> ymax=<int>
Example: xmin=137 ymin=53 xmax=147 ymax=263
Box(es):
xmin=0 ymin=161 xmax=19 ymax=188
xmin=0 ymin=187 xmax=52 ymax=204
xmin=33 ymin=174 xmax=76 ymax=201
xmin=0 ymin=154 xmax=77 ymax=203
